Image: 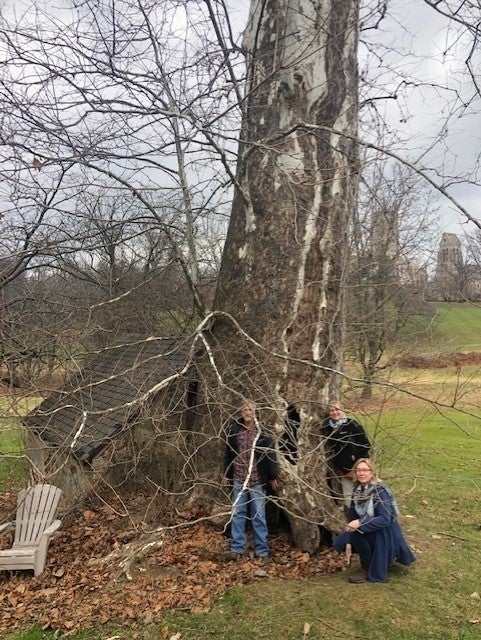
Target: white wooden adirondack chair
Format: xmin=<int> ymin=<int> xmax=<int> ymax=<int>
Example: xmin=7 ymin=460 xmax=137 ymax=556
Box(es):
xmin=0 ymin=484 xmax=62 ymax=576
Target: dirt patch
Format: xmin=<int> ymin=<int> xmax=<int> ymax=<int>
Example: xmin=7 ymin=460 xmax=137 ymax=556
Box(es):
xmin=395 ymin=351 xmax=481 ymax=369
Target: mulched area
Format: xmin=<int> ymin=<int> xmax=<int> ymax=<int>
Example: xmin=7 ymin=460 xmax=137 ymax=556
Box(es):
xmin=395 ymin=351 xmax=481 ymax=369
xmin=0 ymin=491 xmax=345 ymax=634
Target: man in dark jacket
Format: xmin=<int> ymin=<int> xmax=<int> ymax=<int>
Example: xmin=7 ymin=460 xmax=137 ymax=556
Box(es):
xmin=322 ymin=400 xmax=371 ymax=507
xmin=223 ymin=402 xmax=278 ymax=561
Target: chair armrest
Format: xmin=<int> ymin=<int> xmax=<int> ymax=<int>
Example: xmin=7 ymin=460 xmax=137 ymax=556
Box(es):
xmin=0 ymin=522 xmax=14 ymax=535
xmin=41 ymin=519 xmax=62 ymax=538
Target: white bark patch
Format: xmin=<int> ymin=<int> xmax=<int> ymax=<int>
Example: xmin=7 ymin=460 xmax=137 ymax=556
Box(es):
xmin=245 ymin=204 xmax=256 ymax=233
xmin=247 ymin=1 xmax=330 ymax=114
xmin=312 ymin=158 xmax=344 ymax=358
xmin=288 ymin=177 xmax=322 ymax=324
xmin=276 ymin=138 xmax=306 ymax=178
xmin=239 ymin=172 xmax=256 ymax=233
xmin=312 ymin=235 xmax=330 ymax=361
xmin=280 ymin=1 xmax=330 ymax=112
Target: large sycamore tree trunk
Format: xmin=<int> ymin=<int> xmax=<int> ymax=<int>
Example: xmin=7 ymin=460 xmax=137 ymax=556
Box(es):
xmin=199 ymin=0 xmax=359 ymax=552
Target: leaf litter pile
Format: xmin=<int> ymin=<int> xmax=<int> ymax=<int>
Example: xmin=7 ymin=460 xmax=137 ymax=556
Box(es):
xmin=0 ymin=490 xmax=345 ymax=634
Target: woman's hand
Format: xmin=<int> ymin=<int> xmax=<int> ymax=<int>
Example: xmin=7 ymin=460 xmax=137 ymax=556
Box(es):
xmin=345 ymin=519 xmax=361 ymax=532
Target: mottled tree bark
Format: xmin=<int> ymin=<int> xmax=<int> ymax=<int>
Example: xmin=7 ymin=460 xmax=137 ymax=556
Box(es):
xmin=204 ymin=0 xmax=359 ymax=551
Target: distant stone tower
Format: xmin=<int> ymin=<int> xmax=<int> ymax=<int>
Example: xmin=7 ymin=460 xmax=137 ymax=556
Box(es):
xmin=436 ymin=233 xmax=462 ymax=279
xmin=433 ymin=233 xmax=463 ymax=301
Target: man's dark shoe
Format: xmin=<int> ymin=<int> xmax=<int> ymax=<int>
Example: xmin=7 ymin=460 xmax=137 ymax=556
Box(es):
xmin=256 ymin=555 xmax=272 ymax=564
xmin=349 ymin=570 xmax=368 ymax=584
xmin=225 ymin=551 xmax=243 ymax=561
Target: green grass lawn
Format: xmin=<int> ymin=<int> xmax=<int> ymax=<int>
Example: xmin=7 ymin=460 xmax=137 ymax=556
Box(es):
xmin=2 ymin=325 xmax=481 ymax=640
xmin=159 ymin=405 xmax=481 ymax=640
xmin=4 ymin=400 xmax=481 ymax=640
xmin=433 ymin=302 xmax=481 ymax=351
xmin=0 ymin=428 xmax=28 ymax=491
xmin=0 ymin=396 xmax=39 ymax=491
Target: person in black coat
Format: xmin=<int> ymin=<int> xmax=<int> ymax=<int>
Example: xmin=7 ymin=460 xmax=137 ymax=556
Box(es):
xmin=321 ymin=401 xmax=371 ymax=507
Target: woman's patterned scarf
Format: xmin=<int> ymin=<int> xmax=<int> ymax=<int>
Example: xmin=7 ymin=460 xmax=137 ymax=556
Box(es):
xmin=328 ymin=416 xmax=347 ymax=430
xmin=352 ymin=481 xmax=400 ymax=520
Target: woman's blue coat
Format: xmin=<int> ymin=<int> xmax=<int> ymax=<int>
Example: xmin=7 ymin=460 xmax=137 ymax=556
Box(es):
xmin=333 ymin=484 xmax=416 ymax=582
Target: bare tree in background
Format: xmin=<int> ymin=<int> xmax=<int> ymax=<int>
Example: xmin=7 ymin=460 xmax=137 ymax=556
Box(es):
xmin=0 ymin=0 xmax=235 ymax=321
xmin=0 ymin=0 xmax=233 ymax=386
xmin=346 ymin=162 xmax=438 ymax=399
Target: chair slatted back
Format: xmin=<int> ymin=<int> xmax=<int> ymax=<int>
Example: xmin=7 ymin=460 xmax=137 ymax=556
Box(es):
xmin=13 ymin=484 xmax=62 ymax=547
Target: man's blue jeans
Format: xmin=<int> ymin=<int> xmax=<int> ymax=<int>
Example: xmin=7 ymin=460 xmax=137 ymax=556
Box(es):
xmin=230 ymin=480 xmax=269 ymax=557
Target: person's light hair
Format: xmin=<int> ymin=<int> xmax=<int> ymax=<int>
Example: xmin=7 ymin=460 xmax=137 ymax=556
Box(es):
xmin=328 ymin=400 xmax=343 ymax=409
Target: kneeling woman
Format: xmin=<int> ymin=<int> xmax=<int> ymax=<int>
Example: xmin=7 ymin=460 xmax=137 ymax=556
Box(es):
xmin=333 ymin=458 xmax=416 ymax=583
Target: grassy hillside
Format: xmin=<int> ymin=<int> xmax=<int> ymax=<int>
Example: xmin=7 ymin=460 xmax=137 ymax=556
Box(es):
xmin=433 ymin=302 xmax=481 ymax=351
xmin=3 ymin=399 xmax=481 ymax=640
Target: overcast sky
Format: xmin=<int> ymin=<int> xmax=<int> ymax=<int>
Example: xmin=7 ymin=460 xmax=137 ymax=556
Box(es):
xmin=3 ymin=0 xmax=479 ymax=243
xmin=360 ymin=0 xmax=480 ymax=239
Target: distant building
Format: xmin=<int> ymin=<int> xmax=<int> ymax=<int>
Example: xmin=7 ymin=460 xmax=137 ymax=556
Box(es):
xmin=429 ymin=232 xmax=481 ymax=301
xmin=436 ymin=233 xmax=462 ymax=279
xmin=465 ymin=265 xmax=481 ymax=301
